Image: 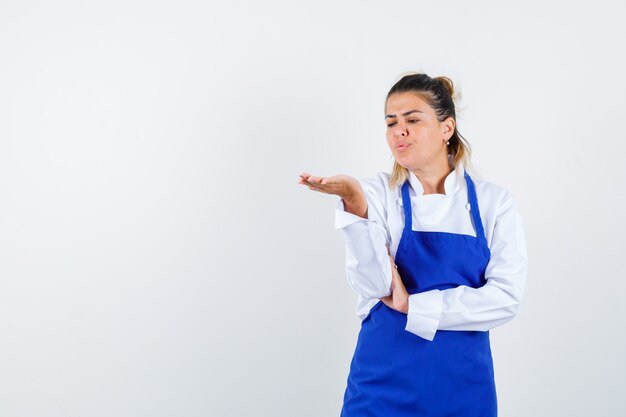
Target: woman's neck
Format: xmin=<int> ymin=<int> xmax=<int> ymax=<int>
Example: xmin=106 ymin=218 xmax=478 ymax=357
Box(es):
xmin=410 ymin=158 xmax=453 ymax=195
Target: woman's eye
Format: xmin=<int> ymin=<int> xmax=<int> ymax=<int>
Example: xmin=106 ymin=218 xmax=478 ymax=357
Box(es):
xmin=386 ymin=120 xmax=419 ymax=127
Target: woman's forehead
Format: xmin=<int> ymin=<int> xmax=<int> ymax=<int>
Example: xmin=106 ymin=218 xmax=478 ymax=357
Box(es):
xmin=385 ymin=92 xmax=432 ymax=116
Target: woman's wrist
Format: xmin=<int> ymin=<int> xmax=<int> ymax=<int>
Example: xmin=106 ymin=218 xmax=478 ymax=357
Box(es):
xmin=342 ymin=189 xmax=367 ymax=219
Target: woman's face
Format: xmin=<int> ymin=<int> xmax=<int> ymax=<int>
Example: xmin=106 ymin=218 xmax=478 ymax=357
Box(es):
xmin=385 ymin=92 xmax=455 ymax=171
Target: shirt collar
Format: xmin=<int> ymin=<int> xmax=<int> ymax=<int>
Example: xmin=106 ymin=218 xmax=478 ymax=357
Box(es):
xmin=407 ymin=160 xmax=465 ymax=196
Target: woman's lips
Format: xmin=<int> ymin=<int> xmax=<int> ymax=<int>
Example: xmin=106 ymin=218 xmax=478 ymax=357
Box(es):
xmin=396 ymin=143 xmax=411 ymax=151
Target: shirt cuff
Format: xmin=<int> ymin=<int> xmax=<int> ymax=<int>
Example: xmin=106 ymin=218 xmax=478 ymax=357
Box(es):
xmin=405 ymin=290 xmax=443 ymax=341
xmin=334 ymin=199 xmax=368 ymax=229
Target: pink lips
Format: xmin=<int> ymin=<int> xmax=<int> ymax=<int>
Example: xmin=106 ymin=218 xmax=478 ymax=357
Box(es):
xmin=396 ymin=143 xmax=411 ymax=151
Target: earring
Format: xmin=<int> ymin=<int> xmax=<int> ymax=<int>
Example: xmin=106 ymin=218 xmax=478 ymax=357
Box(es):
xmin=446 ymin=140 xmax=450 ymax=145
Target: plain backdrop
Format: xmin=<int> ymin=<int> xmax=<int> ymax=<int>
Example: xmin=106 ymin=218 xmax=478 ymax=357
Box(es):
xmin=1 ymin=1 xmax=625 ymax=416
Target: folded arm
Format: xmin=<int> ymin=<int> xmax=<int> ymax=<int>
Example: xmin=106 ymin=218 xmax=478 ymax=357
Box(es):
xmin=405 ymin=192 xmax=528 ymax=341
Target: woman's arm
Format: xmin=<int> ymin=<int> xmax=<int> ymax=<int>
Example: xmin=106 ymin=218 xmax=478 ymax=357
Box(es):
xmin=334 ymin=175 xmax=393 ymax=299
xmin=341 ymin=185 xmax=368 ymax=219
xmin=404 ymin=191 xmax=528 ymax=341
xmin=298 ymin=171 xmax=395 ymax=300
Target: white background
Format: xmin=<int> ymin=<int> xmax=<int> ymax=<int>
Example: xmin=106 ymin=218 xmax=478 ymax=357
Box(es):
xmin=1 ymin=1 xmax=625 ymax=416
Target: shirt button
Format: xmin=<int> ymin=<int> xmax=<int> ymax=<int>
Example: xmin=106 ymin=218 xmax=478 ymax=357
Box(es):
xmin=466 ymin=203 xmax=471 ymax=211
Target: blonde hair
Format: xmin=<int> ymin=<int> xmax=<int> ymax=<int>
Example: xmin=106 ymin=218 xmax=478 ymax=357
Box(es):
xmin=386 ymin=73 xmax=472 ymax=189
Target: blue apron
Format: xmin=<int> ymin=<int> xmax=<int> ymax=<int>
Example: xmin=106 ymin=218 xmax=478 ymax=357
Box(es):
xmin=340 ymin=172 xmax=497 ymax=417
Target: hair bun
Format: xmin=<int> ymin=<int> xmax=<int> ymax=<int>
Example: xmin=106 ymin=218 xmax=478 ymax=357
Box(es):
xmin=434 ymin=76 xmax=454 ymax=96
xmin=434 ymin=75 xmax=462 ymax=104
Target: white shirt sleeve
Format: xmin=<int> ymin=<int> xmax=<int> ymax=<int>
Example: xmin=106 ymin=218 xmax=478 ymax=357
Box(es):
xmin=405 ymin=191 xmax=528 ymax=341
xmin=334 ymin=177 xmax=393 ymax=299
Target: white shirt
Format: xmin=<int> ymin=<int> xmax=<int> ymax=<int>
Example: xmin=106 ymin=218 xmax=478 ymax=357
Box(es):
xmin=334 ymin=161 xmax=528 ymax=341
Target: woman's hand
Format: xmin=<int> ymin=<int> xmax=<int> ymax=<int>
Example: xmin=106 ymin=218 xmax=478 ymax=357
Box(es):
xmin=380 ymin=252 xmax=409 ymax=314
xmin=298 ymin=172 xmax=367 ymax=218
xmin=298 ymin=172 xmax=361 ymax=199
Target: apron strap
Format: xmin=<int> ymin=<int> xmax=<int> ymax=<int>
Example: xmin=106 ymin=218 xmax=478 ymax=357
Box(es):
xmin=464 ymin=171 xmax=487 ymax=245
xmin=401 ymin=180 xmax=412 ymax=232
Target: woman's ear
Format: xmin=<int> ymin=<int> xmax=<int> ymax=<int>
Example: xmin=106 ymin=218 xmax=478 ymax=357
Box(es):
xmin=441 ymin=116 xmax=455 ymax=140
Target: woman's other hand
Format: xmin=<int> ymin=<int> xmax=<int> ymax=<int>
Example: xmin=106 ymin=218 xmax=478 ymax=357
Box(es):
xmin=380 ymin=253 xmax=409 ymax=314
xmin=298 ymin=172 xmax=367 ymax=218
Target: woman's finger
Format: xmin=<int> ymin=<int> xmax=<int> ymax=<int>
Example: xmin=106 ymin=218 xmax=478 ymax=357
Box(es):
xmin=302 ymin=181 xmax=331 ymax=193
xmin=299 ymin=173 xmax=323 ymax=184
xmin=301 ymin=180 xmax=322 ymax=190
xmin=300 ymin=179 xmax=336 ymax=192
xmin=388 ymin=254 xmax=398 ymax=269
xmin=300 ymin=178 xmax=318 ymax=187
xmin=298 ymin=177 xmax=319 ymax=187
xmin=305 ymin=175 xmax=319 ymax=181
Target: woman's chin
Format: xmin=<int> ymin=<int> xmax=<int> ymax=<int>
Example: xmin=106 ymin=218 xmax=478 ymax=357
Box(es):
xmin=395 ymin=157 xmax=419 ymax=170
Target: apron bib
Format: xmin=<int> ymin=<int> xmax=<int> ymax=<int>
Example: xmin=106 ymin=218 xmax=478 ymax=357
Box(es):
xmin=340 ymin=172 xmax=497 ymax=417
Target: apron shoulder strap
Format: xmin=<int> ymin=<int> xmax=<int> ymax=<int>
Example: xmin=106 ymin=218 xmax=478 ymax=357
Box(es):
xmin=464 ymin=171 xmax=488 ymax=245
xmin=400 ymin=180 xmax=412 ymax=232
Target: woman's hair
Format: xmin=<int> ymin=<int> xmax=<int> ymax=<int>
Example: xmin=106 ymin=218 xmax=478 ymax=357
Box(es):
xmin=386 ymin=72 xmax=472 ymax=188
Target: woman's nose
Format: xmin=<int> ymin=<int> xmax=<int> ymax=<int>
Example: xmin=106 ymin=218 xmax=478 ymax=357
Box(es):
xmin=395 ymin=126 xmax=408 ymax=137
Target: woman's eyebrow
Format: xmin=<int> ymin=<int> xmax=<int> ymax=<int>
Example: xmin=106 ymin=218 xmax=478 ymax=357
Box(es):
xmin=385 ymin=109 xmax=424 ymax=119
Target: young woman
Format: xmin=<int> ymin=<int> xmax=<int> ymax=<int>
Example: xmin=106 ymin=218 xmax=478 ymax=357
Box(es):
xmin=298 ymin=73 xmax=528 ymax=416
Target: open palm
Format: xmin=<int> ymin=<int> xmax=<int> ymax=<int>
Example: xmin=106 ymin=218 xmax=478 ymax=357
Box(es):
xmin=298 ymin=172 xmax=362 ymax=199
